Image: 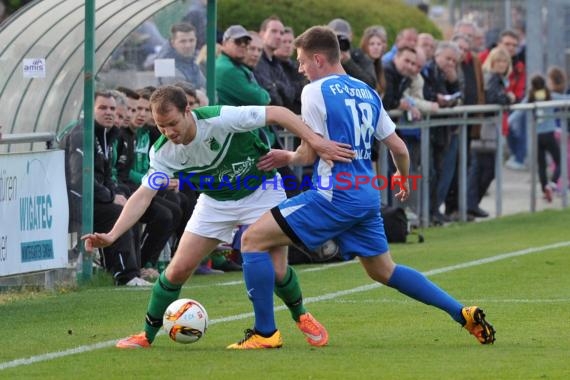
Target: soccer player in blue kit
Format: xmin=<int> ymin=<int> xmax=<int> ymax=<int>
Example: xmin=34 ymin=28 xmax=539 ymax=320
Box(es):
xmin=227 ymin=25 xmax=495 ymax=349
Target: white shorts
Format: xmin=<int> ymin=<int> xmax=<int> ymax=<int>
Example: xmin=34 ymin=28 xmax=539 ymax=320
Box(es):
xmin=185 ymin=176 xmax=287 ymax=243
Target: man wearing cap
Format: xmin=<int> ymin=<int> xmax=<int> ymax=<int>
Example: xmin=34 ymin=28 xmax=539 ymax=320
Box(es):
xmin=327 ymin=18 xmax=376 ymax=88
xmin=215 ymin=25 xmax=271 ymax=106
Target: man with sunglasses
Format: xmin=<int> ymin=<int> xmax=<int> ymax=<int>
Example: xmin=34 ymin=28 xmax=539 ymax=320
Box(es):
xmin=215 ymin=25 xmax=271 ymax=106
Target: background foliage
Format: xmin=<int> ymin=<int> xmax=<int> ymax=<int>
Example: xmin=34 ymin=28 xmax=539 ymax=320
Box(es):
xmin=217 ymin=0 xmax=442 ymax=47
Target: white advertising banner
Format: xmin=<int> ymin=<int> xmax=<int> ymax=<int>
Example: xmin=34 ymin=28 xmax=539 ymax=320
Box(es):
xmin=0 ymin=150 xmax=69 ymax=276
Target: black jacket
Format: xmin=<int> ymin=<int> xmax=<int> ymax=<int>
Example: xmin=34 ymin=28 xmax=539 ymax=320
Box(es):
xmin=254 ymin=51 xmax=297 ymax=107
xmin=382 ymin=60 xmax=412 ymax=111
xmin=421 ymin=59 xmax=461 ymax=103
xmin=61 ymin=121 xmax=121 ymax=215
xmin=344 ymin=48 xmax=377 ymax=89
xmin=115 ymin=127 xmax=136 ymax=191
xmin=278 ymin=57 xmax=306 ymax=114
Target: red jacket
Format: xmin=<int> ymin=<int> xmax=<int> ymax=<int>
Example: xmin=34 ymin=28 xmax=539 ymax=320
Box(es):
xmin=507 ymin=60 xmax=526 ymax=102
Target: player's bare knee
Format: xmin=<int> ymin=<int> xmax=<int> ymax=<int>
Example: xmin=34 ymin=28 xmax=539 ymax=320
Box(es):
xmin=241 ymin=228 xmax=256 ymax=252
xmin=241 ymin=227 xmax=267 ymax=252
xmin=167 ymin=262 xmax=195 ymax=283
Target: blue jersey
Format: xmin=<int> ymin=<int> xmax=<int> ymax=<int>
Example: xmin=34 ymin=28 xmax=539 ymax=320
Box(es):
xmin=301 ymin=74 xmax=396 ymax=207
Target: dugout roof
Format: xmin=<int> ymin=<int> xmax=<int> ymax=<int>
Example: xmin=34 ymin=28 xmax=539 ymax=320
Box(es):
xmin=0 ymin=0 xmax=177 ymax=151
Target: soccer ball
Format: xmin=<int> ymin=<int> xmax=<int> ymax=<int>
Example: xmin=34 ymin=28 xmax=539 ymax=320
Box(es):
xmin=163 ymin=298 xmax=209 ymax=344
xmin=314 ymin=239 xmax=339 ymax=262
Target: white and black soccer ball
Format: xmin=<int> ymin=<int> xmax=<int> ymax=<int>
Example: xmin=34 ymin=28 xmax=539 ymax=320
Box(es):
xmin=163 ymin=298 xmax=209 ymax=344
xmin=314 ymin=239 xmax=340 ymax=262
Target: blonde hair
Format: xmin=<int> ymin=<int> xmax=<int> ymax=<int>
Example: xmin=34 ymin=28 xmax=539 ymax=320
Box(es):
xmin=482 ymin=47 xmax=512 ymax=76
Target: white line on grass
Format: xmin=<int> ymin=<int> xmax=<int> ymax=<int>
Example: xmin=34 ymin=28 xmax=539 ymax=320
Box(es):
xmin=333 ymin=298 xmax=570 ymax=304
xmin=1 ymin=240 xmax=568 ymax=371
xmin=115 ymin=261 xmax=357 ymax=292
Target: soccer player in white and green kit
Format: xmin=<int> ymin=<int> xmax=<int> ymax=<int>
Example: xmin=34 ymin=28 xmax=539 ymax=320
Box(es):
xmin=83 ymin=85 xmax=355 ymax=348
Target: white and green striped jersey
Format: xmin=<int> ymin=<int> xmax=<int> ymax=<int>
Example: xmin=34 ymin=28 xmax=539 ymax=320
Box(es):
xmin=141 ymin=105 xmax=277 ymax=201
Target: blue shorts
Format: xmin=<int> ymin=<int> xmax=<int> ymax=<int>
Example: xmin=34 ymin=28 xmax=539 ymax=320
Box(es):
xmin=272 ymin=190 xmax=388 ymax=260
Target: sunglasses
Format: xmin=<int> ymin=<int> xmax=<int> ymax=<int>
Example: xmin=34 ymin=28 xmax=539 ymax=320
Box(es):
xmin=233 ymin=37 xmax=250 ymax=46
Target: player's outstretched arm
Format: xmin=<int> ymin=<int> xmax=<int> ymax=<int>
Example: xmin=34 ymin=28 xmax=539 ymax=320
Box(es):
xmin=383 ymin=132 xmax=411 ymax=202
xmin=265 ymin=106 xmax=355 ymax=165
xmin=82 ymin=186 xmax=157 ymax=251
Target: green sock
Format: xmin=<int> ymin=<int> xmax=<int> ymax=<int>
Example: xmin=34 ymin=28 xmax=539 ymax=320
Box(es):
xmin=144 ymin=271 xmax=182 ymax=343
xmin=274 ymin=266 xmax=306 ymax=322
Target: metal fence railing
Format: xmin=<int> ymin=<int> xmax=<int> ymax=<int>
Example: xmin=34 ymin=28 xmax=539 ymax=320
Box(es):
xmin=279 ymin=100 xmax=570 ymax=228
xmin=390 ymin=101 xmax=569 ymax=227
xmin=4 ymin=100 xmax=570 ymax=231
xmin=0 ymin=132 xmax=56 ymax=149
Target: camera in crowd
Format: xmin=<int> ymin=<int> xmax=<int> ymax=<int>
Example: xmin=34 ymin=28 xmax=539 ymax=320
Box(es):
xmin=337 ymin=34 xmax=351 ymax=52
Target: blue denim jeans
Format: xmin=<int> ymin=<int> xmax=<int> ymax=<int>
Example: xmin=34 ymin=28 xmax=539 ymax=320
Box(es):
xmin=507 ymin=113 xmax=527 ymax=164
xmin=436 ymin=133 xmax=458 ymax=208
xmin=467 ymin=151 xmax=496 ymax=210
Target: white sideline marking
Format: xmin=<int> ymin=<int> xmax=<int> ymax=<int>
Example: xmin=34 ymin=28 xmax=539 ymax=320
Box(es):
xmin=334 ymin=298 xmax=570 ymax=304
xmin=1 ymin=241 xmax=568 ymax=371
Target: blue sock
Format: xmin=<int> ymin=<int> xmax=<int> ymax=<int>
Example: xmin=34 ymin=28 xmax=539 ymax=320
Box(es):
xmin=242 ymin=252 xmax=276 ymax=335
xmin=387 ymin=265 xmax=465 ymax=324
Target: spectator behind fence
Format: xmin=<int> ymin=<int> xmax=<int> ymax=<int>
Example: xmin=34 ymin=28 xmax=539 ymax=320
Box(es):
xmin=382 ymin=47 xmax=418 ymax=117
xmin=359 ymin=25 xmax=388 ymax=96
xmin=401 ymin=47 xmax=439 ymax=216
xmin=421 ymin=41 xmax=461 ymax=225
xmin=546 ymin=67 xmax=570 ymax=190
xmin=417 ymin=32 xmax=436 ymax=62
xmin=254 ymin=16 xmax=297 ymax=111
xmin=328 ymin=18 xmax=377 ymax=88
xmin=157 ymin=22 xmax=206 ymax=91
xmin=383 ymin=46 xmax=420 ymax=207
xmin=274 ymin=26 xmax=306 ymax=115
xmin=509 ymin=74 xmax=564 ymax=202
xmin=182 ymin=0 xmax=207 ymax=51
xmin=481 ymin=29 xmax=526 ymax=170
xmin=444 ymin=32 xmax=485 ymax=220
xmin=243 ymin=31 xmax=263 ymax=70
xmin=468 ymin=47 xmax=515 ymax=218
xmin=196 ymin=42 xmax=222 ymax=78
xmin=382 ymin=27 xmax=419 ymax=65
xmin=216 ymin=25 xmax=268 ymax=106
xmin=61 ymin=91 xmax=149 ymax=286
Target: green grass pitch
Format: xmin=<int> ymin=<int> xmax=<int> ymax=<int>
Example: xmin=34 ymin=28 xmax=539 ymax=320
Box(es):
xmin=1 ymin=209 xmax=570 ymax=379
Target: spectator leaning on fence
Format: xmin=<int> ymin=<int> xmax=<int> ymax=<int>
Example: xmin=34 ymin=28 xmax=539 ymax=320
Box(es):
xmin=443 ymin=32 xmax=485 ymax=220
xmin=421 ymin=41 xmax=462 ymax=225
xmin=468 ymin=47 xmax=515 ymax=218
xmin=481 ymin=29 xmax=527 ymax=170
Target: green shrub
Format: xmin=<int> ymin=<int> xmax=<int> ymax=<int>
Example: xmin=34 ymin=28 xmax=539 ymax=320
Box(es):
xmin=218 ymin=0 xmax=442 ymax=47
